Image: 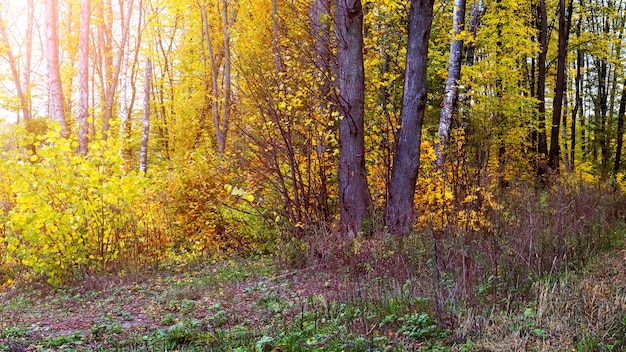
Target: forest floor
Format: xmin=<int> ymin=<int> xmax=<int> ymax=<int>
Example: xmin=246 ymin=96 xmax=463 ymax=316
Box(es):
xmin=0 ymin=247 xmax=625 ymax=351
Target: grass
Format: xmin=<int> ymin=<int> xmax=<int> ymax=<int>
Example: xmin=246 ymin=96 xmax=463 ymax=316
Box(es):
xmin=1 ymin=245 xmax=624 ymax=351
xmin=1 ymin=184 xmax=626 ymax=351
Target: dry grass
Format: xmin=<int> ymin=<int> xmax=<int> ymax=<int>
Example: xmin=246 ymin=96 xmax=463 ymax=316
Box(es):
xmin=458 ymin=249 xmax=626 ymax=351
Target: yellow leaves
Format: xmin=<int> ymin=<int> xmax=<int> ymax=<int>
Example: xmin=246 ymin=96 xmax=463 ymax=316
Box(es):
xmin=224 ymin=184 xmax=255 ymax=202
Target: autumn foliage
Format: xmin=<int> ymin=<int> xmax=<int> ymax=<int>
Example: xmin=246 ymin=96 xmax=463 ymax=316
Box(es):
xmin=0 ymin=0 xmax=624 ymax=291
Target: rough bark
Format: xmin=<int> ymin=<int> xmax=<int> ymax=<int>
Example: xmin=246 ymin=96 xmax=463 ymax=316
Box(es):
xmin=386 ymin=0 xmax=435 ymax=235
xmin=335 ymin=0 xmax=372 ymax=236
xmin=436 ymin=0 xmax=466 ymax=167
xmin=45 ymin=0 xmax=67 ymax=134
xmin=548 ymin=0 xmax=571 ymax=172
xmin=78 ymin=0 xmax=91 ymax=155
xmin=140 ymin=58 xmax=151 ymax=174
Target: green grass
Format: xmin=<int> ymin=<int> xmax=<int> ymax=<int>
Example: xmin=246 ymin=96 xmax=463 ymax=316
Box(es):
xmin=1 ymin=231 xmax=625 ymax=352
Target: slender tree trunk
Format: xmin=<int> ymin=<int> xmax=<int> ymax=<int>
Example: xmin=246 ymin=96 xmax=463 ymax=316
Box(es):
xmin=200 ymin=4 xmax=221 ymax=150
xmin=23 ymin=0 xmax=34 ymax=120
xmin=548 ymin=0 xmax=571 ymax=171
xmin=78 ymin=0 xmax=91 ymax=155
xmin=122 ymin=0 xmax=143 ymax=162
xmin=102 ymin=0 xmax=134 ymax=138
xmin=386 ymin=0 xmax=435 ymax=235
xmin=436 ymin=0 xmax=467 ymax=167
xmin=219 ymin=0 xmax=231 ymax=155
xmin=536 ymin=0 xmax=548 ymax=160
xmin=272 ymin=0 xmax=282 ymax=76
xmin=464 ymin=0 xmax=482 ymax=67
xmin=140 ymin=58 xmax=151 ymax=174
xmin=309 ymin=0 xmax=332 ymax=99
xmin=335 ymin=0 xmax=372 ymax=236
xmin=309 ymin=0 xmax=333 ymax=222
xmin=571 ymin=46 xmax=582 ymax=172
xmin=0 ymin=17 xmax=30 ymax=123
xmin=45 ymin=0 xmax=67 ymax=134
xmin=613 ymin=79 xmax=626 ymax=176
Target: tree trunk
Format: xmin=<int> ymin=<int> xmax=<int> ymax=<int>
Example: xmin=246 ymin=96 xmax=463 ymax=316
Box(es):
xmin=613 ymin=78 xmax=626 ymax=176
xmin=218 ymin=0 xmax=231 ymax=155
xmin=536 ymin=0 xmax=548 ymax=160
xmin=23 ymin=0 xmax=34 ymax=120
xmin=309 ymin=0 xmax=333 ymax=99
xmin=309 ymin=0 xmax=333 ymax=222
xmin=386 ymin=0 xmax=435 ymax=235
xmin=570 ymin=45 xmax=582 ymax=172
xmin=140 ymin=58 xmax=151 ymax=174
xmin=45 ymin=0 xmax=67 ymax=134
xmin=436 ymin=0 xmax=466 ymax=167
xmin=548 ymin=0 xmax=571 ymax=172
xmin=0 ymin=16 xmax=30 ymax=123
xmin=77 ymin=0 xmax=90 ymax=155
xmin=335 ymin=0 xmax=372 ymax=236
xmin=464 ymin=0 xmax=482 ymax=67
xmin=102 ymin=0 xmax=134 ymax=138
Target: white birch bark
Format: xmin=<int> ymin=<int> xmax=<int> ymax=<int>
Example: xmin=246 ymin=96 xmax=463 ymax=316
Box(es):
xmin=436 ymin=0 xmax=466 ymax=167
xmin=78 ymin=0 xmax=90 ymax=154
xmin=45 ymin=0 xmax=67 ymax=134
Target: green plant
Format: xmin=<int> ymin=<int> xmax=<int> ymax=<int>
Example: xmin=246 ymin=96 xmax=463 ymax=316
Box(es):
xmin=154 ymin=320 xmax=210 ymax=348
xmin=42 ymin=331 xmax=85 ymax=348
xmin=256 ymin=335 xmax=274 ymax=352
xmin=161 ymin=313 xmax=177 ymax=326
xmin=399 ymin=313 xmax=447 ymax=342
xmin=90 ymin=319 xmax=123 ymax=340
xmin=577 ymin=333 xmax=601 ymax=352
xmin=3 ymin=125 xmax=156 ymax=284
xmin=0 ymin=326 xmax=30 ymax=339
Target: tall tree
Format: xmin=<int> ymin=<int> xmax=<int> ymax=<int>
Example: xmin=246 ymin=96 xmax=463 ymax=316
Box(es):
xmin=536 ymin=0 xmax=548 ymax=160
xmin=436 ymin=0 xmax=467 ymax=167
xmin=335 ymin=0 xmax=371 ymax=236
xmin=613 ymin=78 xmax=626 ymax=177
xmin=218 ymin=0 xmax=232 ymax=155
xmin=0 ymin=13 xmax=31 ymax=123
xmin=45 ymin=0 xmax=68 ymax=134
xmin=199 ymin=0 xmax=232 ymax=155
xmin=386 ymin=0 xmax=435 ymax=235
xmin=102 ymin=0 xmax=134 ymax=138
xmin=77 ymin=0 xmax=91 ymax=154
xmin=548 ymin=0 xmax=573 ymax=171
xmin=140 ymin=58 xmax=151 ymax=174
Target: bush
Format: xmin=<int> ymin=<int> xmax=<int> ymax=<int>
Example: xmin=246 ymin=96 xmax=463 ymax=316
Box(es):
xmin=3 ymin=126 xmax=158 ymax=284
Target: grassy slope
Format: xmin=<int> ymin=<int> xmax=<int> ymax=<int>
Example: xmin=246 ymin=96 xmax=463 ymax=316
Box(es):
xmin=0 ymin=248 xmax=625 ymax=351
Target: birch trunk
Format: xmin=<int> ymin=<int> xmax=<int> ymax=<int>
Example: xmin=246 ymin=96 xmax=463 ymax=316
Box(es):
xmin=78 ymin=0 xmax=91 ymax=154
xmin=436 ymin=0 xmax=466 ymax=167
xmin=45 ymin=0 xmax=67 ymax=134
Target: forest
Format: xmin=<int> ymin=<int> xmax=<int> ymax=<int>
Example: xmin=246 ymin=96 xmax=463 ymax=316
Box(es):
xmin=0 ymin=0 xmax=625 ymax=350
